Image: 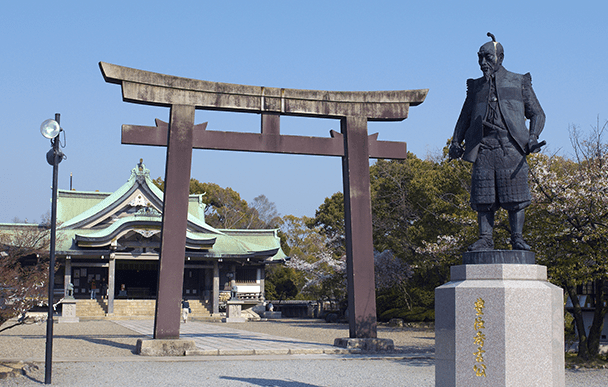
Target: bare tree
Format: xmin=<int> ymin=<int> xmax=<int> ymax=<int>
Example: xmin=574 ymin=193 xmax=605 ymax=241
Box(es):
xmin=0 ymin=223 xmax=56 ymax=331
xmin=528 ymin=117 xmax=608 ymax=360
xmin=251 ymin=194 xmax=280 ymax=228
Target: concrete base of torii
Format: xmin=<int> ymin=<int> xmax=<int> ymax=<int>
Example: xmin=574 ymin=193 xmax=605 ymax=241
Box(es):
xmin=435 ymin=255 xmax=565 ymax=387
xmin=333 ymin=337 xmax=394 ymax=352
xmin=136 ymin=338 xmax=196 ymax=356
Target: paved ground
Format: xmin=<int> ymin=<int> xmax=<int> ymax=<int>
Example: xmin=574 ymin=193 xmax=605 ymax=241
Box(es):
xmin=115 ymin=319 xmax=435 ymax=356
xmin=116 ymin=320 xmax=349 ymax=355
xmin=0 ymin=318 xmax=606 ymax=386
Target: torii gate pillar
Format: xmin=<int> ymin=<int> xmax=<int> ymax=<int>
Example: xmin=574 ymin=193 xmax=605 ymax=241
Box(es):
xmin=155 ymin=105 xmax=195 ymax=338
xmin=100 ymin=62 xmax=428 ymax=340
xmin=342 ymin=116 xmax=376 ymax=337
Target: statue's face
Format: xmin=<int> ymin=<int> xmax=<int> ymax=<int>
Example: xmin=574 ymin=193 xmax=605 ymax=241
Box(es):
xmin=478 ymin=42 xmax=503 ymax=79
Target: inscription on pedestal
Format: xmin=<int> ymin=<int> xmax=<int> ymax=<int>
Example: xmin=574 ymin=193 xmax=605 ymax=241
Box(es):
xmin=473 ymin=298 xmax=487 ymax=377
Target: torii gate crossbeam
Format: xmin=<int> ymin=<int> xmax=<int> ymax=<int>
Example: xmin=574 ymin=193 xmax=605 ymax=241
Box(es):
xmin=100 ymin=62 xmax=427 ymax=340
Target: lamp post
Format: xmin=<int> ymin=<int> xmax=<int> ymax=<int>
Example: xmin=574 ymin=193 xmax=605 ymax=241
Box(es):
xmin=40 ymin=113 xmax=64 ymax=385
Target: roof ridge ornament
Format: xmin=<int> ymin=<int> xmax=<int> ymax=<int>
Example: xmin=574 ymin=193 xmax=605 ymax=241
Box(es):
xmin=130 ymin=158 xmax=150 ymax=182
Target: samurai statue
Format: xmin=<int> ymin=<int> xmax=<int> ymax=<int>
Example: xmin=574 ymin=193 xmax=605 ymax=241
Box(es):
xmin=449 ymin=33 xmax=545 ymax=251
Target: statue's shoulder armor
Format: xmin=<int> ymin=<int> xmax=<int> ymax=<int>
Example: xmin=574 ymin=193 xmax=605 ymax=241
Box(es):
xmin=466 ymin=77 xmax=483 ymax=94
xmin=466 ymin=78 xmax=475 ymax=90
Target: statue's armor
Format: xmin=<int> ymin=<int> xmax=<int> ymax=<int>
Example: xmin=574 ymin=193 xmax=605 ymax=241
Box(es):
xmin=452 ymin=65 xmax=545 ymax=211
xmin=471 ymin=138 xmax=530 ymax=211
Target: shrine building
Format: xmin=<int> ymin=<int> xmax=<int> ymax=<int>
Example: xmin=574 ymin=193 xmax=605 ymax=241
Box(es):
xmin=10 ymin=160 xmax=287 ymax=318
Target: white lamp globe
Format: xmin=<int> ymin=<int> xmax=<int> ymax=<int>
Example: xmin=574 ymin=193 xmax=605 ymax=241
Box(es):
xmin=40 ymin=119 xmax=61 ymax=139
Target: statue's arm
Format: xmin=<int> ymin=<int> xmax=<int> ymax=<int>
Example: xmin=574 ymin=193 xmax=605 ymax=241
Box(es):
xmin=449 ymin=79 xmax=473 ymax=159
xmin=523 ymin=73 xmax=546 ymax=148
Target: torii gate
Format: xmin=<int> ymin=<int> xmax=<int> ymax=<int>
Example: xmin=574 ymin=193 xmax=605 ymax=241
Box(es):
xmin=100 ymin=62 xmax=427 ymax=340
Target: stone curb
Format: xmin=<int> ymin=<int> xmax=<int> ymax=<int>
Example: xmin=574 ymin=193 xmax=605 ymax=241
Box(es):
xmin=253 ymin=349 xmax=290 ymax=356
xmin=218 ymin=349 xmax=256 ymax=356
xmin=183 ymin=347 xmax=362 ymax=356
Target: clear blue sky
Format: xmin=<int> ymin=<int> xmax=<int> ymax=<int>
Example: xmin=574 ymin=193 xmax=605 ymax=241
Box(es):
xmin=1 ymin=1 xmax=607 ymax=224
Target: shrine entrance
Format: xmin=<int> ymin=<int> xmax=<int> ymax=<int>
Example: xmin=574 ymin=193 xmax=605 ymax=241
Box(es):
xmin=115 ymin=260 xmax=158 ymax=299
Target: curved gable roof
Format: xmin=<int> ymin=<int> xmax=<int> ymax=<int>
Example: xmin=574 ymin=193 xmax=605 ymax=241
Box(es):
xmin=59 ymin=161 xmax=221 ymax=235
xmin=74 ymin=215 xmax=217 ymax=249
xmin=53 ymin=161 xmax=286 ymax=262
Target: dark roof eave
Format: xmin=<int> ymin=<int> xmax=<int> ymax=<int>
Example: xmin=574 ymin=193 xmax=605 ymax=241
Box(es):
xmin=185 ymin=237 xmax=217 ymax=248
xmin=249 ymin=247 xmax=280 ymax=258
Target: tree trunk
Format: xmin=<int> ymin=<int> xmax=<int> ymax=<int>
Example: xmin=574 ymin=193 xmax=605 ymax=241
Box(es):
xmin=565 ymin=284 xmax=590 ymax=360
xmin=586 ymin=278 xmax=607 ymax=357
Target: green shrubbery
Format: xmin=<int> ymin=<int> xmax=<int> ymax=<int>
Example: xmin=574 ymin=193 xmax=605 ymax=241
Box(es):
xmin=379 ymin=307 xmax=435 ymax=323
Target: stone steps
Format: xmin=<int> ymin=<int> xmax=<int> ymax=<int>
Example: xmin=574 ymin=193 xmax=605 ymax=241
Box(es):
xmin=113 ymin=299 xmax=156 ymax=317
xmin=75 ymin=299 xmax=107 ymax=316
xmin=74 ymin=299 xmax=212 ymax=317
xmin=188 ymin=299 xmax=213 ymax=317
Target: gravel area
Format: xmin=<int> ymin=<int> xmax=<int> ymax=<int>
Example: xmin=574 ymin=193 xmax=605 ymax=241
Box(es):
xmin=2 ymin=358 xmax=437 ymax=387
xmin=0 ymin=319 xmax=146 ymax=361
xmin=1 ymin=318 xmax=606 ymax=386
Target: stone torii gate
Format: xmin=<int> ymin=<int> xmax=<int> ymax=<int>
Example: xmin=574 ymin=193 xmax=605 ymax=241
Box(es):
xmin=100 ymin=62 xmax=427 ymax=340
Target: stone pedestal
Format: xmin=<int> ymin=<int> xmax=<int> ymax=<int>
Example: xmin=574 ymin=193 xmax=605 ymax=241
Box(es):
xmin=435 ymin=261 xmax=564 ymax=387
xmin=58 ymin=298 xmax=79 ymax=323
xmin=223 ymin=300 xmax=246 ymax=323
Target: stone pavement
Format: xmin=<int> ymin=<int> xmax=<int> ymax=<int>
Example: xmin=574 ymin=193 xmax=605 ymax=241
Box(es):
xmin=114 ymin=319 xmax=360 ymax=356
xmin=2 ymin=319 xmax=608 ymax=386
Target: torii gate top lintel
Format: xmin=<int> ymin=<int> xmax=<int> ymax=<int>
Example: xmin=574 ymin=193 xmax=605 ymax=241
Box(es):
xmin=99 ymin=62 xmax=428 ymax=121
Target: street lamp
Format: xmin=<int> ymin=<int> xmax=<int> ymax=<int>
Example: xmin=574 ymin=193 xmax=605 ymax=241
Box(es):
xmin=40 ymin=113 xmax=65 ymax=385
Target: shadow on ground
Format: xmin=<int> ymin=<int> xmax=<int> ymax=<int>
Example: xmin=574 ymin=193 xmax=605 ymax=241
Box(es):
xmin=10 ymin=333 xmax=142 ymax=355
xmin=392 ymin=356 xmax=435 ymax=367
xmin=220 ymin=376 xmax=321 ymax=387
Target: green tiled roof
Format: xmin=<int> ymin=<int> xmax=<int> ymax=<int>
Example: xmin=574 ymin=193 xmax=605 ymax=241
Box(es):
xmin=57 ymin=190 xmax=111 ymax=224
xmin=49 ymin=161 xmax=286 ymax=262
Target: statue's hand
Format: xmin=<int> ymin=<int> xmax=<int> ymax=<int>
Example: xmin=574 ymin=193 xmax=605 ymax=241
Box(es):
xmin=449 ymin=143 xmax=464 ymax=160
xmin=527 ymin=136 xmax=546 ymax=154
xmin=528 ymin=137 xmax=539 ymax=154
